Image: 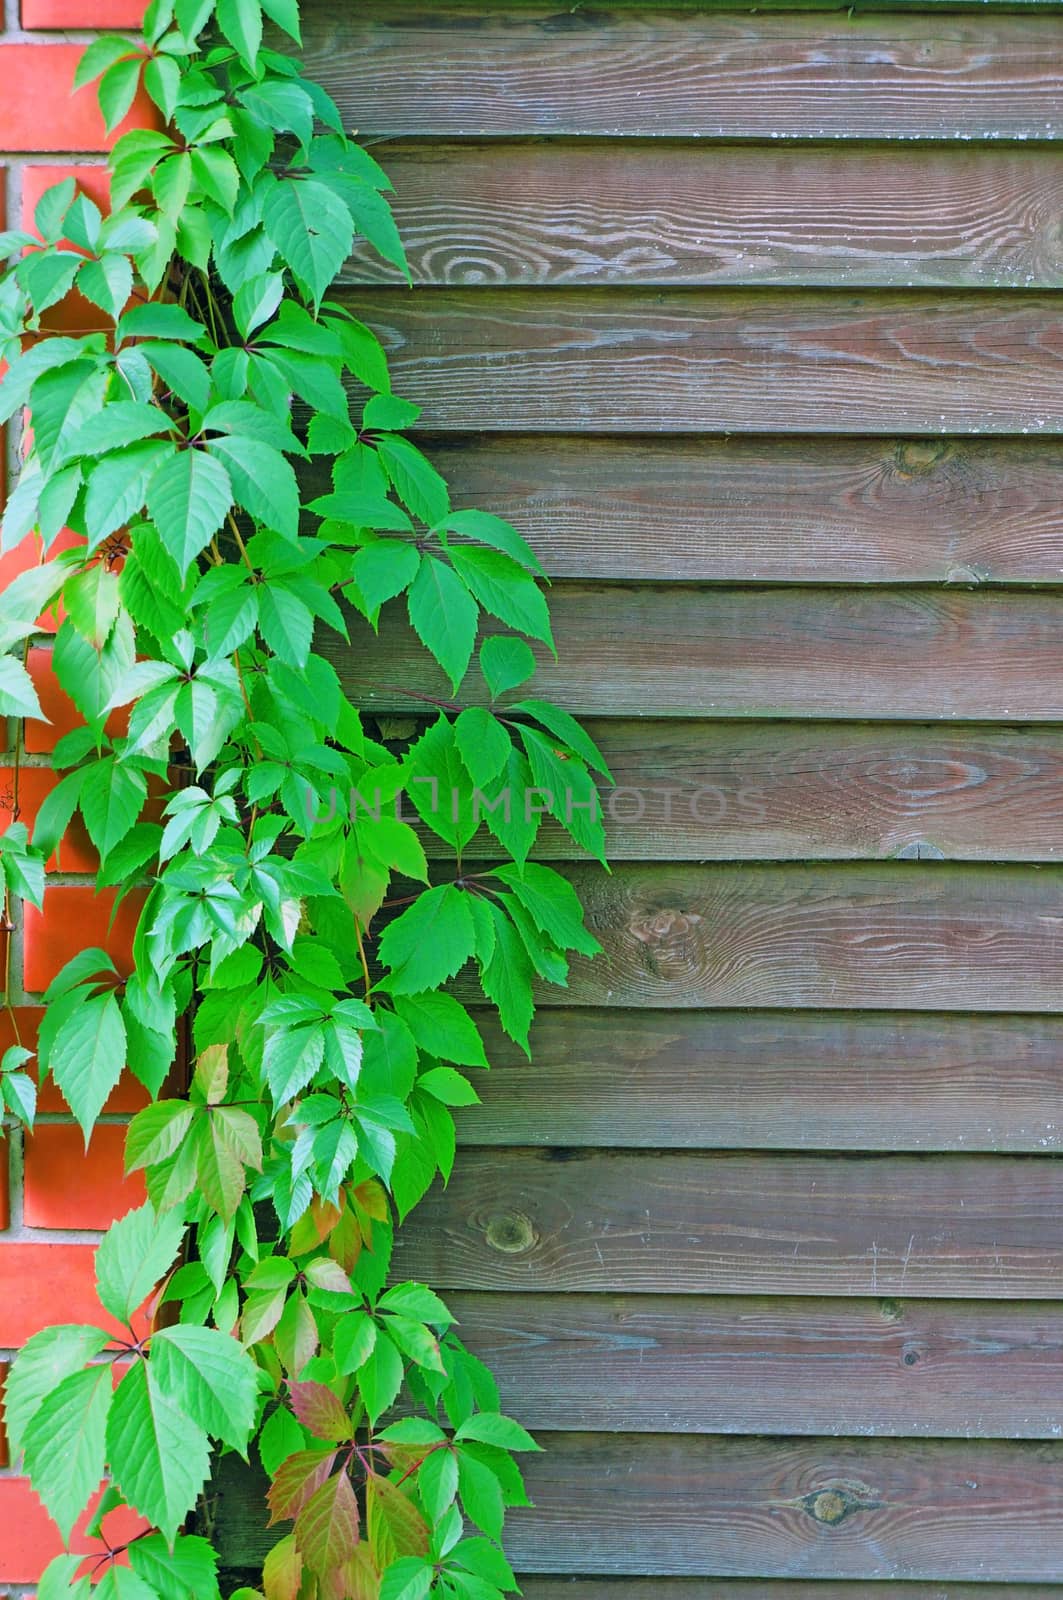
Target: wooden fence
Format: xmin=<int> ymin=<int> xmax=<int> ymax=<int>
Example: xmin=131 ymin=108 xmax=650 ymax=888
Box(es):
xmin=219 ymin=1 xmax=1063 ymax=1589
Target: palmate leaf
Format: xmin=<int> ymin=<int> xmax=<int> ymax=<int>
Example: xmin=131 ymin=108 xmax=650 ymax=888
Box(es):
xmin=263 ymin=179 xmax=354 ymax=306
xmin=378 ymin=884 xmax=478 ymax=995
xmin=128 ymin=1532 xmax=221 ymax=1600
xmin=295 ymin=1470 xmax=361 ymax=1572
xmin=96 ymin=1202 xmax=186 ymax=1325
xmin=150 ymin=1324 xmax=259 ymax=1451
xmin=106 ymin=1358 xmax=212 ymax=1546
xmin=147 ymin=448 xmax=234 ymax=578
xmin=4 ymin=1324 xmax=110 ymax=1457
xmin=22 ymin=1363 xmax=113 ymax=1540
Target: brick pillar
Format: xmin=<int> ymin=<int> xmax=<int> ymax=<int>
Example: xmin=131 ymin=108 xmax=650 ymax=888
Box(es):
xmin=0 ymin=0 xmax=153 ymax=1588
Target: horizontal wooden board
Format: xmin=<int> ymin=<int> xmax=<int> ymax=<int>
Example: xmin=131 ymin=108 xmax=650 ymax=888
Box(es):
xmin=347 ymin=144 xmax=1063 ymax=289
xmin=336 ymin=585 xmax=1063 ymax=720
xmin=351 ymin=289 xmax=1063 ymax=434
xmin=304 ymin=9 xmax=1063 ymax=140
xmin=214 ymin=1433 xmax=1063 ymax=1579
xmin=447 ymin=1291 xmax=1063 ymax=1436
xmin=393 ymin=1149 xmax=1063 ymax=1297
xmin=460 ymin=1009 xmax=1063 ymax=1150
xmin=519 ymin=1586 xmax=1063 ymax=1600
xmin=451 ymin=861 xmax=1063 ymax=1011
xmin=408 ymin=721 xmax=1063 ymax=862
xmin=422 ymin=435 xmax=1063 ymax=584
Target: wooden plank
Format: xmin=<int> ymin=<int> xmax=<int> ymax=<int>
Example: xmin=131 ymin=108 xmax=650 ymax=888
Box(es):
xmin=448 ymin=861 xmax=1063 ymax=1012
xmin=422 ymin=435 xmax=1063 ymax=584
xmin=520 ymin=1586 xmax=1063 ymax=1600
xmin=459 ymin=1009 xmax=1063 ymax=1151
xmin=393 ymin=1149 xmax=1063 ymax=1298
xmin=302 ymin=9 xmax=1063 ymax=140
xmin=347 ymin=144 xmax=1063 ymax=289
xmin=351 ymin=289 xmax=1063 ymax=434
xmin=213 ymin=1433 xmax=1063 ymax=1579
xmin=333 ymin=586 xmax=1063 ymax=720
xmin=408 ymin=721 xmax=1063 ymax=862
xmin=446 ymin=1291 xmax=1063 ymax=1436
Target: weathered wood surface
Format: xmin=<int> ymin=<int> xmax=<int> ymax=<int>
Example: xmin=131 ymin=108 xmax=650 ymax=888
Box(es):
xmin=447 ymin=1291 xmax=1063 ymax=1436
xmin=393 ymin=1149 xmax=1063 ymax=1298
xmin=304 ymin=9 xmax=1063 ymax=140
xmin=347 ymin=144 xmax=1063 ymax=289
xmin=460 ymin=1009 xmax=1063 ymax=1151
xmin=417 ymin=436 xmax=1063 ymax=583
xmin=457 ymin=861 xmax=1063 ymax=1012
xmin=336 ymin=586 xmax=1063 ymax=720
xmin=351 ymin=289 xmax=1063 ymax=434
xmin=519 ymin=1586 xmax=1063 ymax=1600
xmin=214 ymin=1433 xmax=1063 ymax=1579
xmin=411 ymin=721 xmax=1063 ymax=862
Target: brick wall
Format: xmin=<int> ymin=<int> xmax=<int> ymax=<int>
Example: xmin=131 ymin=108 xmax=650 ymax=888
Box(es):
xmin=0 ymin=0 xmax=150 ymax=1588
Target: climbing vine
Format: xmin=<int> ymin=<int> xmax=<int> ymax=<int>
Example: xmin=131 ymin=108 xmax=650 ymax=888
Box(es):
xmin=0 ymin=1 xmax=607 ymax=1593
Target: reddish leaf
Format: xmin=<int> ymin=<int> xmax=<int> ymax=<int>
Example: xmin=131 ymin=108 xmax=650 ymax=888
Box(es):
xmin=275 ymin=1289 xmax=319 ymax=1377
xmin=366 ymin=1474 xmax=431 ymax=1570
xmin=328 ymin=1206 xmax=363 ymax=1273
xmin=345 ymin=1543 xmax=381 ymax=1600
xmin=288 ymin=1381 xmax=353 ymax=1442
xmin=295 ymin=1469 xmax=361 ymax=1573
xmin=304 ymin=1256 xmax=353 ymax=1295
xmin=353 ymin=1180 xmax=389 ymax=1223
xmin=263 ymin=1532 xmax=303 ymax=1600
xmin=267 ymin=1446 xmax=338 ymax=1524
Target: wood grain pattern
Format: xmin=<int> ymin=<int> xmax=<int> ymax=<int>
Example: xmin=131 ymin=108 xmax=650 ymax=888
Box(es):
xmin=347 ymin=144 xmax=1063 ymax=289
xmin=352 ymin=289 xmax=1063 ymax=434
xmin=393 ymin=1149 xmax=1063 ymax=1298
xmin=460 ymin=1009 xmax=1063 ymax=1151
xmin=213 ymin=1433 xmax=1063 ymax=1579
xmin=409 ymin=721 xmax=1063 ymax=862
xmin=446 ymin=1291 xmax=1063 ymax=1436
xmin=459 ymin=860 xmax=1063 ymax=1011
xmin=303 ymin=8 xmax=1063 ymax=140
xmin=423 ymin=435 xmax=1063 ymax=584
xmin=518 ymin=1586 xmax=1063 ymax=1600
xmin=336 ymin=585 xmax=1063 ymax=721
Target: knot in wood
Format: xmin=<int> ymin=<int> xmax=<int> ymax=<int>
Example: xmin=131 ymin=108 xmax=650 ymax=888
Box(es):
xmin=798 ymin=1483 xmax=878 ymax=1527
xmin=630 ymin=907 xmax=703 ymax=947
xmin=810 ymin=1491 xmax=848 ymax=1525
xmin=485 ymin=1210 xmax=537 ymax=1254
xmin=893 ymin=439 xmax=949 ymax=478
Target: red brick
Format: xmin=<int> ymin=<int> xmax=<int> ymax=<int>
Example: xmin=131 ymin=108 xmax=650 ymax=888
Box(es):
xmin=0 ymin=1476 xmax=148 ymax=1583
xmin=0 ymin=1008 xmax=177 ymax=1114
xmin=0 ymin=45 xmax=156 ymax=153
xmin=22 ymin=886 xmax=146 ymax=993
xmin=0 ymin=767 xmax=96 ymax=874
xmin=0 ymin=1143 xmax=8 ymax=1232
xmin=0 ymin=1362 xmax=8 ymax=1468
xmin=22 ymin=0 xmax=145 ymax=28
xmin=24 ymin=1123 xmax=144 ymax=1229
xmin=0 ymin=1242 xmax=144 ymax=1343
xmin=21 ymin=164 xmax=110 ymax=228
xmin=24 ymin=644 xmax=128 ymax=754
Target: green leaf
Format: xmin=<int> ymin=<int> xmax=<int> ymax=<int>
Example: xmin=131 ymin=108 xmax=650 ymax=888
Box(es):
xmin=107 ymin=1358 xmax=211 ymax=1545
xmin=5 ymin=1324 xmax=109 ymax=1456
xmin=356 ymin=1331 xmax=404 ymax=1423
xmin=377 ymin=435 xmax=450 ymax=526
xmin=216 ymin=0 xmax=263 ymax=66
xmin=417 ymin=1066 xmax=480 ymax=1107
xmin=439 ymin=508 xmax=545 ymax=578
xmin=206 ymin=433 xmax=301 ymax=540
xmin=30 ymin=360 xmax=109 ymax=474
xmin=23 ymin=1363 xmax=113 ymax=1540
xmin=64 ymin=564 xmax=121 ymax=648
xmin=70 ymin=400 xmax=167 ymax=461
xmin=98 ymin=55 xmax=145 ymax=133
xmin=479 ymin=904 xmax=534 ymax=1051
xmin=74 ymin=36 xmax=136 ymax=91
xmin=128 ymin=1533 xmax=221 ymax=1600
xmin=456 ymin=1450 xmax=505 ymax=1541
xmin=408 ymin=556 xmax=479 ymax=691
xmin=144 ymin=52 xmax=181 ymax=121
xmin=38 ymin=1553 xmax=91 ymax=1600
xmin=263 ymin=179 xmax=354 ymax=306
xmin=79 ymin=758 xmax=148 ymax=859
xmin=379 ymin=885 xmax=477 ymax=995
xmin=450 ymin=546 xmax=553 ymax=647
xmin=454 ymin=706 xmax=511 ymax=789
xmin=0 ymin=653 xmax=45 ymax=719
xmin=380 ymin=1559 xmax=434 ymax=1600
xmin=118 ymin=301 xmax=206 ymax=344
xmin=232 ymin=271 xmax=284 ymax=338
xmin=17 ymin=250 xmax=83 ymax=315
xmin=49 ymin=989 xmax=127 ymax=1141
xmin=150 ymin=1325 xmax=259 ymax=1451
xmin=455 ymin=1411 xmax=541 ymax=1451
xmin=147 ymin=448 xmax=234 ymax=577
xmin=260 ymin=0 xmax=300 ymax=37
xmin=509 ymin=697 xmax=612 ymax=777
xmin=85 ymin=442 xmax=172 ymax=547
xmin=393 ymin=993 xmax=488 ymax=1069
xmin=78 ymin=251 xmax=134 ymax=321
xmin=96 ymin=1202 xmax=186 ymax=1325
xmin=351 ymin=539 xmax=420 ymax=612
xmin=479 ymin=635 xmax=536 ymax=700
xmin=126 ymin=1101 xmax=196 ymax=1170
